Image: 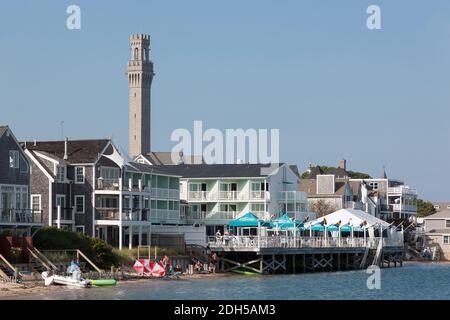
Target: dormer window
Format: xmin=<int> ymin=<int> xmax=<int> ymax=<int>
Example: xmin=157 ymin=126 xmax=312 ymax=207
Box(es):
xmin=56 ymin=166 xmax=66 ymax=183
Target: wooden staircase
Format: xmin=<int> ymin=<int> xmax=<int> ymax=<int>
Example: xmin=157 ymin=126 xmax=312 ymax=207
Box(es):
xmin=0 ymin=254 xmax=19 ymax=283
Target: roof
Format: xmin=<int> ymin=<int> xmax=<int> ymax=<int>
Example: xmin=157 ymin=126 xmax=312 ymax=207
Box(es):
xmin=433 ymin=203 xmax=450 ymax=212
xmin=289 ymin=165 xmax=301 ymax=179
xmin=25 ymin=139 xmax=110 ymax=163
xmin=424 ymin=210 xmax=450 ymax=220
xmin=148 ymin=163 xmax=285 ymax=179
xmin=307 ymin=209 xmax=390 ymax=229
xmin=125 ymin=162 xmax=182 ymax=177
xmin=0 ymin=126 xmax=7 ymax=138
xmin=304 ymin=166 xmax=349 ymax=179
xmin=27 ymin=150 xmax=56 ymax=179
xmin=299 ymin=179 xmax=360 ymax=197
xmin=141 ymin=152 xmax=203 ymax=165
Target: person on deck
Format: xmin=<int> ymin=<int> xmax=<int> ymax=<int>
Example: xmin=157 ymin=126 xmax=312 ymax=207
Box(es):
xmin=195 ymin=260 xmax=203 ymax=273
xmin=215 ymin=230 xmax=222 ymax=245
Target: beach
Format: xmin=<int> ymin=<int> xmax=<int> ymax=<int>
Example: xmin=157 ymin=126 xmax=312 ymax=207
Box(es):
xmin=0 ymin=272 xmax=232 ymax=299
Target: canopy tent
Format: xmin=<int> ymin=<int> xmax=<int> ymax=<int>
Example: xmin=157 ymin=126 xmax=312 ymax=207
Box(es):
xmin=229 ymin=212 xmax=269 ymax=228
xmin=270 ymin=214 xmax=297 ymax=229
xmin=305 ymin=209 xmax=390 ymax=230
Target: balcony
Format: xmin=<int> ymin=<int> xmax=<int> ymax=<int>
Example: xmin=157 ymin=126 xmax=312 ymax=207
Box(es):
xmin=150 ymin=209 xmax=180 ymax=221
xmin=96 ymin=178 xmax=121 ymax=191
xmin=388 ymin=187 xmax=417 ymax=196
xmin=0 ymin=209 xmax=43 ymax=224
xmin=186 ymin=211 xmax=207 ymax=220
xmin=206 ymin=211 xmax=237 ymax=220
xmin=249 ymin=191 xmax=269 ymax=201
xmin=277 ymin=191 xmax=307 ymax=202
xmin=390 ymin=204 xmax=417 ymax=213
xmin=53 ymin=207 xmax=74 ymax=221
xmin=152 ymin=188 xmax=180 ymax=199
xmin=95 ymin=208 xmax=120 ymax=220
xmin=95 ymin=208 xmax=150 ymax=221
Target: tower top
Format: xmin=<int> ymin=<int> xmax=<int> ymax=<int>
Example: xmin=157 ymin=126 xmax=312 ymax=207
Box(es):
xmin=130 ymin=34 xmax=150 ymax=41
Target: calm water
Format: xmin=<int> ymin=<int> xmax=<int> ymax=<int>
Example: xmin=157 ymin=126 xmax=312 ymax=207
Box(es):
xmin=10 ymin=263 xmax=450 ymax=300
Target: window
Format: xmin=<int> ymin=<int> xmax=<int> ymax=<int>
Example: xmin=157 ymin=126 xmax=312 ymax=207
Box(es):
xmin=75 ymin=225 xmax=85 ymax=234
xmin=19 ymin=154 xmax=28 ymax=173
xmin=444 ymin=236 xmax=450 ymax=244
xmin=100 ymin=167 xmax=119 ymax=181
xmin=446 ymin=220 xmax=450 ymax=228
xmin=31 ymin=195 xmax=41 ymax=212
xmin=9 ymin=150 xmax=19 ymax=168
xmin=74 ymin=195 xmax=85 ymax=214
xmin=56 ymin=166 xmax=66 ymax=183
xmin=75 ymin=166 xmax=85 ymax=184
xmin=369 ymin=182 xmax=379 ymax=190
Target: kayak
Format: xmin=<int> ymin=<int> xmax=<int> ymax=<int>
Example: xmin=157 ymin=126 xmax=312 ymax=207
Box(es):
xmin=231 ymin=269 xmax=259 ymax=276
xmin=90 ymin=279 xmax=117 ymax=286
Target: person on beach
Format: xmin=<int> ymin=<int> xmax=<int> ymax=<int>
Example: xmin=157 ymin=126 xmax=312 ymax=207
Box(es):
xmin=210 ymin=253 xmax=218 ymax=273
xmin=162 ymin=255 xmax=170 ymax=275
xmin=195 ymin=260 xmax=203 ymax=273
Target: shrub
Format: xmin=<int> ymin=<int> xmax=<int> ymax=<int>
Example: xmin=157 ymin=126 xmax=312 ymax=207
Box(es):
xmin=33 ymin=227 xmax=119 ymax=269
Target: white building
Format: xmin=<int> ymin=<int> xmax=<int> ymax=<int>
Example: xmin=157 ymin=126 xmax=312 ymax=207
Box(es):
xmin=135 ymin=162 xmax=312 ymax=236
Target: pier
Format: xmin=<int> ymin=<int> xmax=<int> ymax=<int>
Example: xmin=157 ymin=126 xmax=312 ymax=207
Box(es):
xmin=208 ymin=236 xmax=404 ymax=274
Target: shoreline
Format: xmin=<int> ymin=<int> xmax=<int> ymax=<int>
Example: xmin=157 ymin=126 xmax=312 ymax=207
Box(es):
xmin=2 ymin=260 xmax=449 ymax=299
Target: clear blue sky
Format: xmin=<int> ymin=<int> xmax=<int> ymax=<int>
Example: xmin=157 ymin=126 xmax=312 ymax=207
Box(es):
xmin=1 ymin=1 xmax=450 ymax=201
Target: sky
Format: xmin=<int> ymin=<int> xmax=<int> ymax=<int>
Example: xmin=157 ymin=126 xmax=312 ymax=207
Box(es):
xmin=1 ymin=1 xmax=450 ymax=201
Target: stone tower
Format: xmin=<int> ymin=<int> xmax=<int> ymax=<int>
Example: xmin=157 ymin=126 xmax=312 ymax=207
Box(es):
xmin=126 ymin=34 xmax=154 ymax=157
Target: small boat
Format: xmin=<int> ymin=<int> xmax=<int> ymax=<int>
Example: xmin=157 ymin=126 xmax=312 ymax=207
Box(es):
xmin=89 ymin=279 xmax=117 ymax=286
xmin=231 ymin=269 xmax=259 ymax=276
xmin=42 ymin=271 xmax=92 ymax=288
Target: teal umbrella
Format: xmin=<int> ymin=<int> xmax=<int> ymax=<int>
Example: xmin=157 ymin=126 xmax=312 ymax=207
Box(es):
xmin=229 ymin=212 xmax=269 ymax=228
xmin=270 ymin=214 xmax=296 ymax=229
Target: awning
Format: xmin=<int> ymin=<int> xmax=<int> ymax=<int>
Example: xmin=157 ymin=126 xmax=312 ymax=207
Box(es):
xmin=229 ymin=212 xmax=269 ymax=228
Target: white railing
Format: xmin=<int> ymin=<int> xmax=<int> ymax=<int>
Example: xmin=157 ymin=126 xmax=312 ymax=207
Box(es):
xmin=206 ymin=211 xmax=238 ymax=220
xmin=188 ymin=191 xmax=212 ymax=201
xmin=391 ymin=204 xmax=417 ymax=212
xmin=249 ymin=191 xmax=269 ymax=200
xmin=277 ymin=191 xmax=307 ymax=202
xmin=150 ymin=209 xmax=180 ymax=221
xmin=207 ymin=236 xmax=403 ymax=250
xmin=388 ymin=187 xmax=418 ymax=195
xmin=219 ymin=191 xmax=239 ymax=201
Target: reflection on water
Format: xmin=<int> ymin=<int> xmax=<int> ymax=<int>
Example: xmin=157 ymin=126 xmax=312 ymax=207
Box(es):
xmin=9 ymin=263 xmax=450 ymax=300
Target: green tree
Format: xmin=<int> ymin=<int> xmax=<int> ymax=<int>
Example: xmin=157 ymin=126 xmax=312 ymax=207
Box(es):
xmin=416 ymin=199 xmax=436 ymax=217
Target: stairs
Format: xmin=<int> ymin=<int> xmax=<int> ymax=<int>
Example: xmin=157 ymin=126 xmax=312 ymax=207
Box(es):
xmin=371 ymin=238 xmax=383 ymax=266
xmin=27 ymin=247 xmax=57 ymax=272
xmin=0 ymin=254 xmax=19 ymax=283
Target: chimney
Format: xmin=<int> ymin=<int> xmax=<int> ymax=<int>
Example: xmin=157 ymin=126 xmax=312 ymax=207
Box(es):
xmin=64 ymin=137 xmax=68 ymax=160
xmin=338 ymin=159 xmax=347 ymax=170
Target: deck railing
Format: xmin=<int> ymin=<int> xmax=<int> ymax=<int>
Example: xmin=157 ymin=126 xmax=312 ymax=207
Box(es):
xmin=207 ymin=236 xmax=402 ymax=250
xmin=0 ymin=209 xmax=43 ymax=224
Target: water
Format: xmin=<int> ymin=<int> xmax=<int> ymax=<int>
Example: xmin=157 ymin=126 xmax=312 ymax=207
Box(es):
xmin=10 ymin=263 xmax=450 ymax=300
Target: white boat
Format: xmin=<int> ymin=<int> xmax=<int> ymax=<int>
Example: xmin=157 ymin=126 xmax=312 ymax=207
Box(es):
xmin=41 ymin=271 xmax=92 ymax=288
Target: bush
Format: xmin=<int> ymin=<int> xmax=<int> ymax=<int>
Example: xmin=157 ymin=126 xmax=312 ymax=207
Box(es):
xmin=33 ymin=227 xmax=119 ymax=269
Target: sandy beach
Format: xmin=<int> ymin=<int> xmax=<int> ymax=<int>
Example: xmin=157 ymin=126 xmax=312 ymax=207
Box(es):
xmin=0 ymin=272 xmax=233 ymax=299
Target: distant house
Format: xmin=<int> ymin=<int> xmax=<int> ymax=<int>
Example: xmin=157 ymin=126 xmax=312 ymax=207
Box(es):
xmin=423 ymin=210 xmax=450 ymax=260
xmin=433 ymin=202 xmax=450 ymax=212
xmin=24 ymin=138 xmax=187 ymax=249
xmin=135 ymin=151 xmax=203 ymax=165
xmin=300 ymin=159 xmax=418 ymax=221
xmin=0 ymin=126 xmax=43 ymax=234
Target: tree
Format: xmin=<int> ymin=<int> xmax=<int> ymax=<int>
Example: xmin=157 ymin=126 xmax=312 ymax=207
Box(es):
xmin=310 ymin=200 xmax=336 ymax=218
xmin=416 ymin=199 xmax=436 ymax=217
